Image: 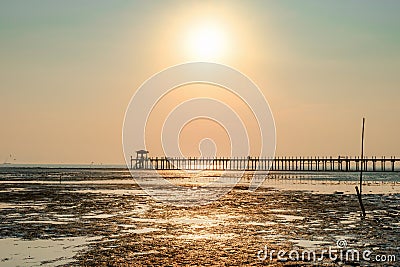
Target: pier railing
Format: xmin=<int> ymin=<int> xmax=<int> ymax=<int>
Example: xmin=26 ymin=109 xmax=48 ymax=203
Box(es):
xmin=130 ymin=156 xmax=400 ymax=172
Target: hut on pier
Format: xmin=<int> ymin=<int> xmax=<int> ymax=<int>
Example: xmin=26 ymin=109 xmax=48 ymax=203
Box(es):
xmin=135 ymin=150 xmax=149 ymax=169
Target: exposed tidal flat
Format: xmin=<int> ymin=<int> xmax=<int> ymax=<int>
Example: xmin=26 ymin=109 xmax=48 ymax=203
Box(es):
xmin=0 ymin=168 xmax=399 ymax=266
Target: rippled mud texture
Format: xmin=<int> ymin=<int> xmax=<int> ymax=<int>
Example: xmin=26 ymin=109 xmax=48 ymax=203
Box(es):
xmin=0 ymin=168 xmax=399 ymax=266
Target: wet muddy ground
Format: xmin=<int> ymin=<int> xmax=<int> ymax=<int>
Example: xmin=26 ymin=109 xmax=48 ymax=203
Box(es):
xmin=0 ymin=168 xmax=399 ymax=266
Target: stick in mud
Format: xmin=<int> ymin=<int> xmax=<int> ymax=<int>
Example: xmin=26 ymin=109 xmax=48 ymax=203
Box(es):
xmin=355 ymin=185 xmax=366 ymax=217
xmin=355 ymin=118 xmax=366 ymax=217
xmin=360 ymin=118 xmax=365 ymax=193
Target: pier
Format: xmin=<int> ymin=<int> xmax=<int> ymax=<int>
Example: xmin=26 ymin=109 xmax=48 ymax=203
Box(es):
xmin=130 ymin=156 xmax=400 ymax=172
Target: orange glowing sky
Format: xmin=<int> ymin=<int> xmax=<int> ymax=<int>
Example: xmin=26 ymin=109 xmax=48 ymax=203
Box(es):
xmin=1 ymin=1 xmax=399 ymax=164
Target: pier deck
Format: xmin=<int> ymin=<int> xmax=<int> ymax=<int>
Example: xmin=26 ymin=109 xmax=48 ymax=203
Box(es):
xmin=130 ymin=156 xmax=400 ymax=172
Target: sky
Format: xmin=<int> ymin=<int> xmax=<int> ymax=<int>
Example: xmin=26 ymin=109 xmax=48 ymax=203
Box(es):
xmin=0 ymin=0 xmax=399 ymax=164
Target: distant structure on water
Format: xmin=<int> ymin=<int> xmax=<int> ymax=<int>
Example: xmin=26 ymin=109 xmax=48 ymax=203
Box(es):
xmin=130 ymin=151 xmax=399 ymax=172
xmin=2 ymin=154 xmax=14 ymax=165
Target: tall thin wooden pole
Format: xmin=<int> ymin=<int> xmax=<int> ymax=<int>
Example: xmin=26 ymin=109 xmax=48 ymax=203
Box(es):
xmin=360 ymin=118 xmax=365 ymax=194
xmin=355 ymin=118 xmax=366 ymax=217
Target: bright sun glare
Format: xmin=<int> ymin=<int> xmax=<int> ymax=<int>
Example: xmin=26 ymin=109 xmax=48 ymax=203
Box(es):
xmin=186 ymin=22 xmax=227 ymax=61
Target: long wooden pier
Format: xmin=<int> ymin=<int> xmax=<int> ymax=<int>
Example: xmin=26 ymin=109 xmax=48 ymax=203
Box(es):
xmin=130 ymin=156 xmax=400 ymax=172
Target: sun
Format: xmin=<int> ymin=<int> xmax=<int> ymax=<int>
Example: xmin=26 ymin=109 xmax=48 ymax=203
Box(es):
xmin=186 ymin=22 xmax=228 ymax=61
